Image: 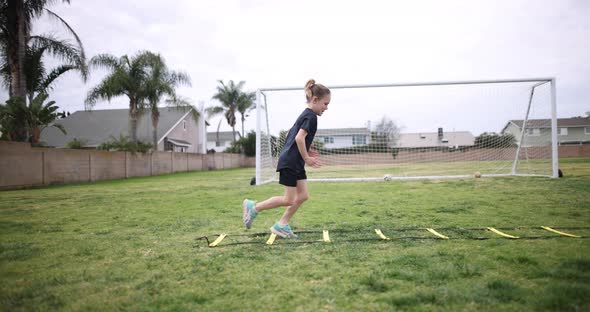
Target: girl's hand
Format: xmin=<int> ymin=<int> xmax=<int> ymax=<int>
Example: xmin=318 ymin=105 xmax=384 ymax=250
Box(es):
xmin=305 ymin=156 xmax=321 ymax=168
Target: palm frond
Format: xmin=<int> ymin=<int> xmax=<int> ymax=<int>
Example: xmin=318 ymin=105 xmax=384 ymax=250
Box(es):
xmin=43 ymin=7 xmax=87 ymax=80
xmin=88 ymin=53 xmax=121 ymax=71
xmin=39 ymin=64 xmax=76 ymax=92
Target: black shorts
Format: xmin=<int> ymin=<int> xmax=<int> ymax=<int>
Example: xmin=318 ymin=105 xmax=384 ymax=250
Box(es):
xmin=278 ymin=168 xmax=307 ymax=187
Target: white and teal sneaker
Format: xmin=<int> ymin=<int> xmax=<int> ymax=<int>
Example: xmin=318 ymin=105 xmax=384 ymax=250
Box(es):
xmin=270 ymin=222 xmax=298 ymax=238
xmin=242 ymin=199 xmax=258 ymax=229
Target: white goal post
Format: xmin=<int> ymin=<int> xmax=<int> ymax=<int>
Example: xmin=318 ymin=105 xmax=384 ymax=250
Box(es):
xmin=256 ymin=78 xmax=558 ymax=185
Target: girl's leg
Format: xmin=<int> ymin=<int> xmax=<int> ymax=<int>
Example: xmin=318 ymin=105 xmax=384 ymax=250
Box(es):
xmin=279 ymin=179 xmax=308 ymax=225
xmin=255 ymin=186 xmax=297 ymax=212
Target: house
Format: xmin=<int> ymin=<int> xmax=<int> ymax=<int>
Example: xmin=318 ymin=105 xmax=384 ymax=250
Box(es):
xmin=206 ymin=131 xmax=241 ymax=152
xmin=501 ymin=117 xmax=590 ymax=146
xmin=315 ymin=127 xmax=371 ymax=149
xmin=40 ymin=108 xmax=206 ymax=153
xmin=395 ymin=128 xmax=475 ymax=149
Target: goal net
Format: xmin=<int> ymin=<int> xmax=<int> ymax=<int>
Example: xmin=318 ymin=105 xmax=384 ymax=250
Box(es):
xmin=256 ymin=79 xmax=557 ymax=185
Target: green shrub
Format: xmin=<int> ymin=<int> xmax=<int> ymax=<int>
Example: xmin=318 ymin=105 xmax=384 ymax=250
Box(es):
xmin=97 ymin=135 xmax=152 ymax=154
xmin=225 ymin=131 xmax=256 ymax=156
xmin=66 ymin=138 xmax=87 ymax=149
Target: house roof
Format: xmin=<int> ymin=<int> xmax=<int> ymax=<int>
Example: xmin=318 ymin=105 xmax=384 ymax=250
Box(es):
xmin=396 ymin=131 xmax=475 ymax=148
xmin=505 ymin=117 xmax=590 ymax=130
xmin=41 ymin=108 xmax=194 ymax=147
xmin=207 ymin=131 xmax=240 ymax=142
xmin=316 ymin=127 xmax=370 ymax=137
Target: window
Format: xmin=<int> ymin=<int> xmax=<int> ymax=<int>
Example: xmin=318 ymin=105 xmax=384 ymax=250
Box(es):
xmin=183 ymin=120 xmax=187 ymax=131
xmin=441 ymin=139 xmax=449 ymax=143
xmin=525 ymin=128 xmax=540 ymax=136
xmin=585 ymin=127 xmax=590 ymax=134
xmin=323 ymin=136 xmax=334 ymax=144
xmin=558 ymin=128 xmax=568 ymax=136
xmin=165 ymin=141 xmax=173 ymax=151
xmin=352 ymin=135 xmax=366 ymax=145
xmin=216 ymin=141 xmax=222 ymax=147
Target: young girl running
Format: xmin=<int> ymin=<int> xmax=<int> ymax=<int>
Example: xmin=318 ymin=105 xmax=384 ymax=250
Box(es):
xmin=242 ymin=79 xmax=331 ymax=238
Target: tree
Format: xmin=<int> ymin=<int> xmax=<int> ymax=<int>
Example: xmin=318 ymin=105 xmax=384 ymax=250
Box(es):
xmin=143 ymin=53 xmax=191 ymax=148
xmin=25 ymin=92 xmax=65 ymax=143
xmin=85 ymin=51 xmax=157 ymax=143
xmin=19 ymin=37 xmax=87 ymax=104
xmin=236 ymin=90 xmax=255 ymax=137
xmin=1 ymin=0 xmax=87 ymax=141
xmin=0 ymin=96 xmax=26 ymax=140
xmin=271 ymin=130 xmax=288 ymax=157
xmin=373 ymin=116 xmax=400 ymax=148
xmin=209 ymin=80 xmax=253 ymax=143
xmin=0 ymin=92 xmax=65 ymax=143
xmin=225 ymin=130 xmax=256 ymax=157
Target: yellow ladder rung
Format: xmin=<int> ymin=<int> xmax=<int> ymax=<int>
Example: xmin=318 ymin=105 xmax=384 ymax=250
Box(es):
xmin=426 ymin=228 xmax=449 ymax=239
xmin=323 ymin=230 xmax=331 ymax=243
xmin=487 ymin=227 xmax=519 ymax=239
xmin=266 ymin=233 xmax=277 ymax=245
xmin=209 ymin=233 xmax=227 ymax=247
xmin=375 ymin=229 xmax=390 ymax=240
xmin=541 ymin=226 xmax=581 ymax=238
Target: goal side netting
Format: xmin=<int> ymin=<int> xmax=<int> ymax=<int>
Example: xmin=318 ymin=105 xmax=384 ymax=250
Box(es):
xmin=256 ymin=79 xmax=557 ymax=185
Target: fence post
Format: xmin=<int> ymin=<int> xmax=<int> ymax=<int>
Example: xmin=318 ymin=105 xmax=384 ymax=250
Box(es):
xmin=88 ymin=153 xmax=92 ymax=182
xmin=42 ymin=150 xmax=46 ymax=185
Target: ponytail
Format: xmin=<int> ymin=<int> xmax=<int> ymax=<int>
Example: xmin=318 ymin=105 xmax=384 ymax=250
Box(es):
xmin=304 ymin=79 xmax=330 ymax=103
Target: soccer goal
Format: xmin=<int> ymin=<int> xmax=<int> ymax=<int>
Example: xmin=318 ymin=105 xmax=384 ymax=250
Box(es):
xmin=255 ymin=78 xmax=558 ymax=185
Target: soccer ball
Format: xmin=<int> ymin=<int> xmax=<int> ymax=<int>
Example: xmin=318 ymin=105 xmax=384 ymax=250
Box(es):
xmin=383 ymin=174 xmax=393 ymax=181
xmin=474 ymin=171 xmax=482 ymax=178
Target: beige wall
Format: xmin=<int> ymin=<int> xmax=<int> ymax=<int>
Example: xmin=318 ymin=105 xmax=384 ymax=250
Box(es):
xmin=0 ymin=141 xmax=253 ymax=190
xmin=2 ymin=141 xmax=587 ymax=190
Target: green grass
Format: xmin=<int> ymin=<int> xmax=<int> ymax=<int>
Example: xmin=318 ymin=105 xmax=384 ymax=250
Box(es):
xmin=1 ymin=158 xmax=589 ymax=311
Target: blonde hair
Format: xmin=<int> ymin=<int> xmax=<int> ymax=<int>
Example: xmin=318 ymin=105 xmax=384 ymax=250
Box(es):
xmin=304 ymin=79 xmax=330 ymax=103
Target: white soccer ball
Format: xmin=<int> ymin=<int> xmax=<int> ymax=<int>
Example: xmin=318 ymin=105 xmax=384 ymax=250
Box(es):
xmin=474 ymin=171 xmax=482 ymax=178
xmin=383 ymin=174 xmax=393 ymax=181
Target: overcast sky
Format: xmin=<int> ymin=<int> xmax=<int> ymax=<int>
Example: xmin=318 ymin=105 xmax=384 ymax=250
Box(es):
xmin=1 ymin=0 xmax=589 ymax=134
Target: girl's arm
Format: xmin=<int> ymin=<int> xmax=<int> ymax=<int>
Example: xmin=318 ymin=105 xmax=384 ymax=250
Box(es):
xmin=295 ymin=128 xmax=321 ymax=168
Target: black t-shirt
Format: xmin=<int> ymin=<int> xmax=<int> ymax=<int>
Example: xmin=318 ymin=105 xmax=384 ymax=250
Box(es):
xmin=276 ymin=108 xmax=317 ymax=172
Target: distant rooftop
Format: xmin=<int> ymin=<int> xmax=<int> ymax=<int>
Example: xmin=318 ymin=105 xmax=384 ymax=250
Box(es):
xmin=41 ymin=108 xmax=194 ymax=147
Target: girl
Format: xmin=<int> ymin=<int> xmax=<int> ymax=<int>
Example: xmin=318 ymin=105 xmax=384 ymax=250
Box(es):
xmin=242 ymin=79 xmax=331 ymax=238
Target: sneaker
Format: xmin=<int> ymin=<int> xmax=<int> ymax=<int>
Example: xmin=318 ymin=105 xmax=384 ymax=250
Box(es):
xmin=242 ymin=199 xmax=258 ymax=229
xmin=270 ymin=222 xmax=298 ymax=238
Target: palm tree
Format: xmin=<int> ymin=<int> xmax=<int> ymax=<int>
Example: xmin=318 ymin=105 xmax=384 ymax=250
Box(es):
xmin=0 ymin=96 xmax=26 ymax=141
xmin=85 ymin=51 xmax=157 ymax=143
xmin=209 ymin=80 xmax=251 ymax=143
xmin=144 ymin=53 xmax=191 ymax=149
xmin=14 ymin=38 xmax=85 ymax=103
xmin=0 ymin=0 xmax=87 ymax=141
xmin=236 ymin=91 xmax=255 ymax=138
xmin=0 ymin=92 xmax=65 ymax=143
xmin=25 ymin=92 xmax=65 ymax=143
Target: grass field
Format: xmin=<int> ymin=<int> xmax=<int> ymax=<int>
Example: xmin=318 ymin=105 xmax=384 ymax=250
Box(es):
xmin=1 ymin=158 xmax=589 ymax=311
